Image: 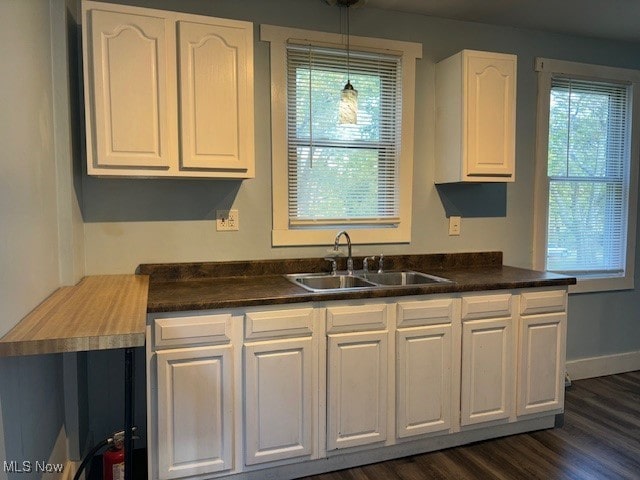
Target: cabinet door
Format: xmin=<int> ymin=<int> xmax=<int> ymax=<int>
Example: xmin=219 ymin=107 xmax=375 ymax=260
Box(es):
xmin=517 ymin=313 xmax=566 ymax=416
xmin=178 ymin=20 xmax=254 ymax=176
xmin=86 ymin=8 xmax=175 ymax=172
xmin=244 ymin=337 xmax=313 ymax=465
xmin=327 ymin=331 xmax=388 ymax=450
xmin=460 ymin=317 xmax=513 ymax=426
xmin=397 ymin=324 xmax=453 ymax=438
xmin=465 ymin=52 xmax=515 ymax=178
xmin=156 ymin=346 xmax=233 ymax=479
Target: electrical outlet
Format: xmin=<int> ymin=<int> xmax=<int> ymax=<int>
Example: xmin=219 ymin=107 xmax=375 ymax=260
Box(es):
xmin=216 ymin=209 xmax=239 ymax=231
xmin=448 ymin=216 xmax=461 ymax=236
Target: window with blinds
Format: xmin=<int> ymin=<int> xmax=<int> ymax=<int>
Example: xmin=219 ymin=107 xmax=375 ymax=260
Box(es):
xmin=546 ymin=77 xmax=631 ymax=275
xmin=286 ymin=43 xmax=402 ymax=227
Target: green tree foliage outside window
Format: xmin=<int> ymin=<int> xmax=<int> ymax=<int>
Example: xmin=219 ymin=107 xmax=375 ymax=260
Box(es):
xmin=546 ymin=79 xmax=629 ymax=274
xmin=287 ymin=45 xmax=400 ymax=225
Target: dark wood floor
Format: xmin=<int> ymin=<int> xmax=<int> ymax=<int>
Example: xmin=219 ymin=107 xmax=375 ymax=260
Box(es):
xmin=302 ymin=371 xmax=640 ymax=480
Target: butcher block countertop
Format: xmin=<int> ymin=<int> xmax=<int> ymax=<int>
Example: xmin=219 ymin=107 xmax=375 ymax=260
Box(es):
xmin=0 ymin=275 xmax=149 ymax=357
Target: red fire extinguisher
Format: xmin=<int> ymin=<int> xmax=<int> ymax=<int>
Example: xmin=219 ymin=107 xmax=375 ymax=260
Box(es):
xmin=103 ymin=431 xmax=125 ymax=480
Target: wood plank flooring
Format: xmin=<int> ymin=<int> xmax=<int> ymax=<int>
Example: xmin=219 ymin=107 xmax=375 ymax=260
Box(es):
xmin=302 ymin=371 xmax=640 ymax=480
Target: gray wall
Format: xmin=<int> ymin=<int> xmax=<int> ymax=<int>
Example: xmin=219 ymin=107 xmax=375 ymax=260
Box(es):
xmin=83 ymin=0 xmax=640 ymax=361
xmin=0 ymin=0 xmax=78 ymax=476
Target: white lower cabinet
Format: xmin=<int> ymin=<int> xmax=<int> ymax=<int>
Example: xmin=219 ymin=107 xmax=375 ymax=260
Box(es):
xmin=244 ymin=337 xmax=314 ymax=465
xmin=517 ymin=289 xmax=567 ymax=417
xmin=327 ymin=330 xmax=388 ymax=450
xmin=396 ymin=324 xmax=454 ymax=437
xmin=156 ymin=345 xmax=233 ymax=479
xmin=148 ymin=287 xmax=569 ymax=479
xmin=460 ymin=317 xmax=514 ymax=425
xmin=460 ymin=294 xmax=514 ymax=426
xmin=242 ymin=306 xmax=319 ymax=466
xmin=395 ymin=298 xmax=460 ymax=438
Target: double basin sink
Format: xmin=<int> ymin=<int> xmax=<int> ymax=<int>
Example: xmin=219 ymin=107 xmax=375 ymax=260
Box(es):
xmin=285 ymin=270 xmax=452 ymax=292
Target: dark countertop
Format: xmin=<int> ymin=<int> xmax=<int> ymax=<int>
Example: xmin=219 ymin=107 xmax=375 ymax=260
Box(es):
xmin=140 ymin=253 xmax=576 ymax=313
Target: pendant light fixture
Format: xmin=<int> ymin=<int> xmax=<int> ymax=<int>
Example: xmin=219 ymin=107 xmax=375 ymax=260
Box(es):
xmin=336 ymin=0 xmax=361 ymax=124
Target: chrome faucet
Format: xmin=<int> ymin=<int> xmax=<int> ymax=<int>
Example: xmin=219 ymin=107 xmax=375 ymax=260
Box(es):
xmin=324 ymin=257 xmax=338 ymax=275
xmin=363 ymin=256 xmax=376 ymax=273
xmin=364 ymin=254 xmax=384 ymax=273
xmin=333 ymin=230 xmax=353 ymax=275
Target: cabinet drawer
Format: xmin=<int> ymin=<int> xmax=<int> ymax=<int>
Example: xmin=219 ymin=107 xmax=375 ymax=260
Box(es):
xmin=326 ymin=304 xmax=387 ymax=333
xmin=397 ymin=298 xmax=457 ymax=328
xmin=461 ymin=293 xmax=512 ymax=321
xmin=520 ymin=290 xmax=567 ymax=316
xmin=154 ymin=314 xmax=231 ymax=348
xmin=244 ymin=308 xmax=314 ymax=340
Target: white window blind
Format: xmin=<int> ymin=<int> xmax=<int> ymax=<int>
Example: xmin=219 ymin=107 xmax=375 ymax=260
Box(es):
xmin=286 ymin=43 xmax=402 ymax=227
xmin=546 ymin=77 xmax=631 ymax=275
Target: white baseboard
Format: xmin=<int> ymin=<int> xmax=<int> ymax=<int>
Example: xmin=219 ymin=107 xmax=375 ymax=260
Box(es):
xmin=566 ymin=350 xmax=640 ymax=380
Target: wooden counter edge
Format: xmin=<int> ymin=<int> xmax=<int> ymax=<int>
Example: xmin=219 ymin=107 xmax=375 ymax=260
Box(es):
xmin=0 ymin=275 xmax=149 ymax=357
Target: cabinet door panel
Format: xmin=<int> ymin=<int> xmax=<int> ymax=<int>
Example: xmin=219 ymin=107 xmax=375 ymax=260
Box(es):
xmin=88 ymin=9 xmax=173 ymax=170
xmin=397 ymin=325 xmax=452 ymax=438
xmin=517 ymin=313 xmax=566 ymax=416
xmin=178 ymin=20 xmax=254 ymax=173
xmin=327 ymin=331 xmax=387 ymax=450
xmin=244 ymin=338 xmax=313 ymax=465
xmin=466 ymin=54 xmax=515 ymax=177
xmin=157 ymin=346 xmax=233 ymax=479
xmin=461 ymin=317 xmax=513 ymax=426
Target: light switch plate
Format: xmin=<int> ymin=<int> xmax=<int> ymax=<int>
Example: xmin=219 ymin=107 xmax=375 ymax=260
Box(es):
xmin=448 ymin=216 xmax=461 ymax=236
xmin=216 ymin=209 xmax=239 ymax=231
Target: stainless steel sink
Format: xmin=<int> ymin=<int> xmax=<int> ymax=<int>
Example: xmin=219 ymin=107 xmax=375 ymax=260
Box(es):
xmin=285 ymin=273 xmax=377 ymax=292
xmin=359 ymin=270 xmax=451 ymax=286
xmin=285 ymin=270 xmax=451 ymax=292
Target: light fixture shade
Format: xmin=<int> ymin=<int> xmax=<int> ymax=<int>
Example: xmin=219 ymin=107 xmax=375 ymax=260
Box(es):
xmin=339 ymin=81 xmax=358 ymax=124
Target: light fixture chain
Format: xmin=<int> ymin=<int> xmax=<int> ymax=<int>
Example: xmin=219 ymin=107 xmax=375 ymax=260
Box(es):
xmin=309 ymin=43 xmax=314 ymax=168
xmin=346 ymin=4 xmax=350 ymax=82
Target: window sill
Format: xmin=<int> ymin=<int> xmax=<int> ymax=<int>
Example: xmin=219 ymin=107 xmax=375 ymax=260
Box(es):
xmin=272 ymin=225 xmax=411 ymax=246
xmin=568 ymin=274 xmax=634 ymax=294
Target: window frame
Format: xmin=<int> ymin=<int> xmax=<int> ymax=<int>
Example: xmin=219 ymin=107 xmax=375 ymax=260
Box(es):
xmin=261 ymin=25 xmax=422 ymax=247
xmin=533 ymin=58 xmax=640 ymax=293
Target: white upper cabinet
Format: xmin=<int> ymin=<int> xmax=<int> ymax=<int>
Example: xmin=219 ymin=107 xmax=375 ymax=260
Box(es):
xmin=178 ymin=21 xmax=254 ymax=174
xmin=82 ymin=1 xmax=255 ymax=178
xmin=84 ymin=8 xmax=176 ymax=171
xmin=435 ymin=50 xmax=517 ymax=183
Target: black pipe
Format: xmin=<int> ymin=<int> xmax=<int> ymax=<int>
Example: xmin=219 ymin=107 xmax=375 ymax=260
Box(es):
xmin=72 ymin=439 xmax=108 ymax=480
xmin=124 ymin=348 xmax=134 ymax=480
